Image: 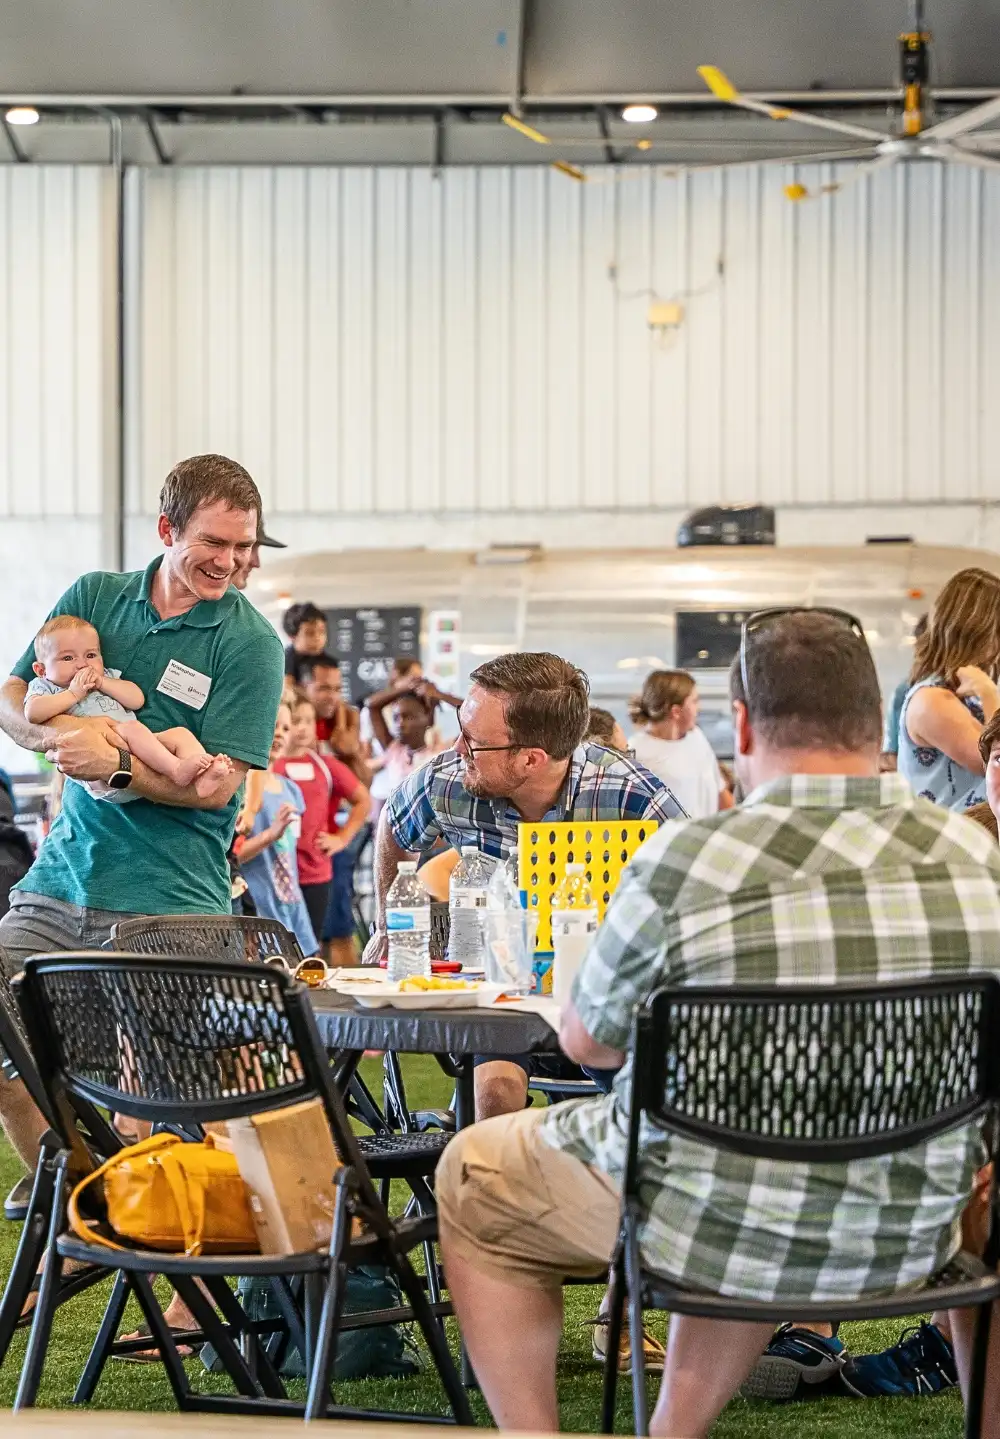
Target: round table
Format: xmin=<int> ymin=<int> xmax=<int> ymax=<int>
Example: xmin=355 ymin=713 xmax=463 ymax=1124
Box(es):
xmin=308 ymin=989 xmax=561 ymax=1127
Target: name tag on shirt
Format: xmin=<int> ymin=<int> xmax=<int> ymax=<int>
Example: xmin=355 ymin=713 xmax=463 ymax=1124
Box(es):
xmin=285 ymin=761 xmax=315 ymax=783
xmin=156 ymin=658 xmax=213 ymax=711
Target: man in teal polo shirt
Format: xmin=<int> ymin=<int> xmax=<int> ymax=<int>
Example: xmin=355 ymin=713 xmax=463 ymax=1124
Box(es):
xmin=0 ymin=452 xmax=284 ymax=1172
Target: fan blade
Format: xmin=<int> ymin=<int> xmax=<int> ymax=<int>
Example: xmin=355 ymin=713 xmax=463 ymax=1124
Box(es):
xmin=502 ymin=113 xmax=551 ymax=145
xmin=697 ymin=64 xmax=890 ymax=144
xmin=943 ymin=146 xmax=1000 ymax=173
xmin=551 ymin=161 xmax=587 ymax=181
xmin=922 ymin=95 xmax=1000 ymax=143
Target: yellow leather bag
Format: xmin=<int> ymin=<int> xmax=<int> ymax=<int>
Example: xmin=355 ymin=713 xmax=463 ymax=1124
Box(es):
xmin=67 ymin=1131 xmax=258 ymax=1256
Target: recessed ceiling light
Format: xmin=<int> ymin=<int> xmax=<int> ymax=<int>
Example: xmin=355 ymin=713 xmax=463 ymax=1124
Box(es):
xmin=622 ymin=104 xmax=657 ymax=124
xmin=5 ymin=106 xmax=39 ymax=126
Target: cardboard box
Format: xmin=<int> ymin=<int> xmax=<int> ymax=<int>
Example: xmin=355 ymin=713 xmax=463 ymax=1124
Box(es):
xmin=226 ymin=1098 xmax=346 ymax=1255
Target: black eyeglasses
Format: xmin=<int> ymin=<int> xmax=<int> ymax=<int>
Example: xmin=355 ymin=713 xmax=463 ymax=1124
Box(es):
xmin=457 ymin=725 xmax=523 ymax=762
xmin=738 ymin=607 xmax=866 ymax=706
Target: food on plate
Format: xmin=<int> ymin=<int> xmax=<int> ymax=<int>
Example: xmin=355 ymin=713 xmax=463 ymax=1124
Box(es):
xmin=398 ymin=975 xmax=481 ymax=993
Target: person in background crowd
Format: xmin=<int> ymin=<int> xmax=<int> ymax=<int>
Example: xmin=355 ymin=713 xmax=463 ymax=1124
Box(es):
xmin=277 ymin=695 xmax=370 ymax=954
xmin=880 ymin=616 xmax=927 ymax=772
xmin=435 ymin=612 xmax=1000 ymax=1437
xmin=295 ymin=653 xmax=371 ymax=964
xmin=898 ymin=567 xmax=1000 ymax=809
xmin=365 ymin=678 xmax=457 ymax=820
xmin=239 ymin=702 xmax=317 ymax=957
xmin=282 ymin=601 xmax=328 ymax=678
xmin=628 ymin=669 xmax=733 ymax=819
xmin=585 ymin=707 xmax=628 ymax=752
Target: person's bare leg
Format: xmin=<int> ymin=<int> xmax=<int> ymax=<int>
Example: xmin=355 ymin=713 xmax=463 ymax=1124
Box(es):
xmin=114 ymin=720 xmax=213 ymax=789
xmin=440 ymin=1237 xmax=562 ymax=1431
xmin=948 ymin=1302 xmax=1000 ymax=1439
xmin=0 ymin=1072 xmax=49 ymax=1170
xmin=475 ymin=1059 xmax=529 ymax=1121
xmin=324 ymin=936 xmax=358 ymax=967
xmin=651 ymin=1315 xmax=775 ymax=1438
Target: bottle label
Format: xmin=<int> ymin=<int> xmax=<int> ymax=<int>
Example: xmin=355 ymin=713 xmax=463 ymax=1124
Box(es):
xmin=552 ymin=910 xmax=598 ymax=939
xmin=386 ymin=907 xmax=431 ymax=933
xmin=452 ymin=888 xmax=488 ymax=910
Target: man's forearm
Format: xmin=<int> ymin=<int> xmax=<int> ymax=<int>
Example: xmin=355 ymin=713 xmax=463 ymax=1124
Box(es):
xmin=0 ymin=677 xmax=58 ymax=753
xmin=371 ymin=808 xmax=410 ymax=933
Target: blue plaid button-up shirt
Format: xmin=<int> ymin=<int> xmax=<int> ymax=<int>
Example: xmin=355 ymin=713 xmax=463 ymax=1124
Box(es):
xmin=385 ymin=743 xmax=685 ymax=858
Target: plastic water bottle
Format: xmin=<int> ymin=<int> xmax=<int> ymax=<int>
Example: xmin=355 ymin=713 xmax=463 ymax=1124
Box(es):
xmin=386 ymin=861 xmax=432 ymax=982
xmin=487 ymin=852 xmax=522 ymax=912
xmin=551 ymin=864 xmax=598 ymax=1007
xmin=447 ymin=846 xmax=497 ymax=967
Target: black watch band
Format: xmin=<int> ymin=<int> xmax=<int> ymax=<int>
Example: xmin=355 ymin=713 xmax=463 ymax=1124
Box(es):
xmin=107 ymin=747 xmax=134 ymax=791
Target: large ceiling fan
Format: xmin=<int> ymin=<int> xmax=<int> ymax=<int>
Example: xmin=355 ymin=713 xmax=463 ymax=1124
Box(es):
xmin=698 ymin=0 xmax=1000 ymax=199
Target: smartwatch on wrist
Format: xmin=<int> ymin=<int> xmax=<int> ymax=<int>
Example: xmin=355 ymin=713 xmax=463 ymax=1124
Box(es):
xmin=107 ymin=748 xmax=133 ymax=791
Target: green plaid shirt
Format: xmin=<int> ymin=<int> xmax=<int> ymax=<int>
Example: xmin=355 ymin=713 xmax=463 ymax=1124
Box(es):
xmin=540 ymin=774 xmax=1000 ymax=1303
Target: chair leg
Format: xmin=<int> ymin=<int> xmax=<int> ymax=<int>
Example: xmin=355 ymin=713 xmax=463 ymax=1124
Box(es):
xmin=13 ymin=1151 xmax=69 ymax=1410
xmin=73 ymin=1270 xmax=130 ymax=1404
xmin=394 ymin=1245 xmax=475 ymax=1425
xmin=0 ymin=1151 xmax=54 ymax=1369
xmin=305 ymin=1187 xmax=352 ymax=1421
xmin=268 ymin=1275 xmax=307 ymax=1367
xmin=200 ymin=1274 xmax=288 ymax=1400
xmin=601 ymin=1247 xmax=627 ymax=1435
xmin=127 ymin=1272 xmax=192 ymax=1410
xmin=170 ymin=1275 xmax=264 ymax=1401
xmin=623 ymin=1218 xmax=649 ymax=1438
xmin=964 ymin=1300 xmax=994 ymax=1439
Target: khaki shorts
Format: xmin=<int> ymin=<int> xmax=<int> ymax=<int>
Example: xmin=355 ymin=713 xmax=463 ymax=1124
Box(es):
xmin=435 ymin=1107 xmax=621 ymax=1289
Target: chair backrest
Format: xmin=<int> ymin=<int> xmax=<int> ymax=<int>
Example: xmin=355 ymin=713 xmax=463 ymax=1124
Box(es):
xmin=0 ymin=968 xmax=59 ymax=1130
xmin=112 ymin=915 xmax=305 ymax=966
xmin=630 ymin=977 xmax=1000 ymax=1171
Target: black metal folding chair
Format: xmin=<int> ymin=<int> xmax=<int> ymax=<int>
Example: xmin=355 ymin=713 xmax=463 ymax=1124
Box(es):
xmin=601 ymin=978 xmax=1000 ymax=1438
xmin=13 ymin=951 xmax=473 ymax=1423
xmin=0 ymin=969 xmax=117 ymax=1372
xmin=111 ymin=914 xmax=305 ymax=967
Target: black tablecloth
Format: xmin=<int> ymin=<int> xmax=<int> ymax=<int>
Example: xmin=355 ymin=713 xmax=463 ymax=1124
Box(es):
xmin=309 ymin=989 xmax=561 ymax=1057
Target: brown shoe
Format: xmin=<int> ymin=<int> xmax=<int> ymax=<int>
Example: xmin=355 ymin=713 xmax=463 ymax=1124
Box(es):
xmin=589 ymin=1316 xmax=666 ymax=1372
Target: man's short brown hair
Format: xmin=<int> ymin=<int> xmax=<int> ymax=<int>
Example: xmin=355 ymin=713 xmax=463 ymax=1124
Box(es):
xmin=730 ymin=611 xmax=882 ymax=752
xmin=159 ymin=454 xmax=262 ymax=536
xmin=469 ymin=652 xmax=590 ymax=760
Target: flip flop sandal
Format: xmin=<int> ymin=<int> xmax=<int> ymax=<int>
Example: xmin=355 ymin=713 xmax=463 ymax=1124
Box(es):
xmin=16 ymin=1262 xmax=102 ymax=1329
xmin=113 ymin=1323 xmax=200 ymax=1364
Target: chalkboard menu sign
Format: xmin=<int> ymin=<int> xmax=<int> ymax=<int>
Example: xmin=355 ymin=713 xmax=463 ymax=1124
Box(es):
xmin=324 ymin=607 xmax=422 ymax=703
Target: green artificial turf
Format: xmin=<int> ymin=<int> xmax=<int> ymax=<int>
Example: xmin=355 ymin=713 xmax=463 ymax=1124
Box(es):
xmin=0 ymin=1055 xmax=964 ymax=1433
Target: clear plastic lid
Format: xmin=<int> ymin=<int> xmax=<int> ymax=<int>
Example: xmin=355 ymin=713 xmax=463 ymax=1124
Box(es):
xmin=398 ymin=861 xmax=418 ymax=873
xmin=461 ymin=846 xmax=479 ymax=857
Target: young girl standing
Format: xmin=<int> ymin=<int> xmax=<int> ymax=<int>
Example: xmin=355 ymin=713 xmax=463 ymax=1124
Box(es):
xmin=276 ymin=695 xmax=370 ymax=954
xmin=239 ymin=702 xmax=318 ymax=957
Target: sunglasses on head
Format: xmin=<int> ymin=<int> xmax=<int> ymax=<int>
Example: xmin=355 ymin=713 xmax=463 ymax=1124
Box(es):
xmin=738 ymin=607 xmax=866 ymax=708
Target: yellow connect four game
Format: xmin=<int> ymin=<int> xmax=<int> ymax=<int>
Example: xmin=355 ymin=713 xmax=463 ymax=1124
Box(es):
xmin=517 ymin=818 xmax=659 ymax=954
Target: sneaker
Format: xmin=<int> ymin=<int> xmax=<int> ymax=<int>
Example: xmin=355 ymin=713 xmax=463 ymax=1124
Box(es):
xmin=590 ymin=1317 xmax=667 ymax=1373
xmin=739 ymin=1324 xmax=846 ymax=1401
xmin=840 ymin=1322 xmax=957 ymax=1398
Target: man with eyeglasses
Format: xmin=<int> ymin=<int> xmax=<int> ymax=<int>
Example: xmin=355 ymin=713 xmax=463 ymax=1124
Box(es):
xmin=365 ymin=649 xmax=683 ymax=1096
xmin=433 ymin=610 xmax=1000 ymax=1437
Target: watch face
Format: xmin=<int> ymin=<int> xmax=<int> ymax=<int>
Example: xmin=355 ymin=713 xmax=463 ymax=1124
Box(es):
xmin=108 ymin=770 xmax=133 ymax=790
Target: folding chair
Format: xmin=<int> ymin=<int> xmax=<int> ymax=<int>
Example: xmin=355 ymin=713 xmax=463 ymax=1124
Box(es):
xmin=14 ymin=951 xmax=474 ymax=1423
xmin=112 ymin=913 xmax=305 ymax=967
xmin=0 ymin=969 xmax=116 ymax=1371
xmin=601 ymin=977 xmax=1000 ymax=1439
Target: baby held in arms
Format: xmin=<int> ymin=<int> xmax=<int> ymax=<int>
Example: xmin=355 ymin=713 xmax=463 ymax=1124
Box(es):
xmin=24 ymin=615 xmax=233 ymax=801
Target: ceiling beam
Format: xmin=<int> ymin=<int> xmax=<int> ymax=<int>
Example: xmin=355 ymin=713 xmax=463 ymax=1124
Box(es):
xmin=508 ymin=0 xmax=532 ymax=117
xmin=0 ymin=115 xmax=28 ymax=162
xmin=141 ymin=109 xmax=171 ymax=164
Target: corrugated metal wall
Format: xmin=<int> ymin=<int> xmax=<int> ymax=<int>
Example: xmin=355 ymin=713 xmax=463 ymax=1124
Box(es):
xmin=129 ymin=161 xmax=1000 ymax=520
xmin=0 ymin=166 xmax=112 ymax=518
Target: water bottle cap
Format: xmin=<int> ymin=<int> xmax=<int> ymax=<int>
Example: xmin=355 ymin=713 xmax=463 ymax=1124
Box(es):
xmin=397 ymin=861 xmax=417 ymax=873
xmin=566 ymin=863 xmax=585 ymax=875
xmin=460 ymin=846 xmax=478 ymax=857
